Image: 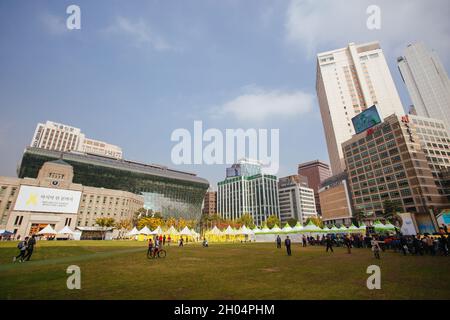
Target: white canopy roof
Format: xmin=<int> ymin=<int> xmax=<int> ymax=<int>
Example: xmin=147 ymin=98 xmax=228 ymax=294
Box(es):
xmin=139 ymin=226 xmax=152 ymax=235
xmin=37 ymin=225 xmax=57 ymax=235
xmin=260 ymin=225 xmax=271 ymax=233
xmin=57 ymin=226 xmax=74 ymax=235
xmin=165 ymin=226 xmax=179 ymax=235
xmin=293 ymin=223 xmax=304 ymax=232
xmin=153 ymin=226 xmax=163 ymax=234
xmin=127 ymin=227 xmax=139 ymax=236
xmin=239 ymin=225 xmax=254 ymax=235
xmin=179 ymin=226 xmax=193 ymax=236
xmin=303 ymin=222 xmax=322 ymax=232
xmin=223 ymin=225 xmax=235 ymax=235
xmin=282 ymin=223 xmax=293 ymax=233
xmin=209 ymin=226 xmax=222 ymax=235
xmin=270 ymin=224 xmax=282 ymax=233
xmin=252 ymin=226 xmax=262 ymax=234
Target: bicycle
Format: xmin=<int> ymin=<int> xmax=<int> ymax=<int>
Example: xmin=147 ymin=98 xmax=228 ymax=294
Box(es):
xmin=147 ymin=248 xmax=167 ymax=259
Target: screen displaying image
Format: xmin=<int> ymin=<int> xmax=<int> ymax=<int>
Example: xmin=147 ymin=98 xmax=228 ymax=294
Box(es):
xmin=351 ymin=105 xmax=382 ymax=134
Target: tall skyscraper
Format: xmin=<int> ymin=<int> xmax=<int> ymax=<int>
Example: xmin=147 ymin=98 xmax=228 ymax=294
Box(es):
xmin=316 ymin=41 xmax=405 ymax=174
xmin=217 ymin=159 xmax=279 ymax=226
xmin=397 ymin=42 xmax=450 ymax=130
xmin=31 ymin=121 xmax=123 ymax=159
xmin=298 ymin=160 xmax=331 ymax=215
xmin=202 ymin=189 xmax=217 ymax=216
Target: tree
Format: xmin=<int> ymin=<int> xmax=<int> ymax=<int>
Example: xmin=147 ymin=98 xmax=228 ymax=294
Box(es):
xmin=266 ymin=215 xmax=281 ymax=229
xmin=382 ymin=200 xmax=402 ymax=223
xmin=286 ymin=218 xmax=298 ymax=227
xmin=353 ymin=210 xmax=366 ymax=223
xmin=137 ymin=217 xmax=163 ymax=230
xmin=95 ymin=218 xmax=115 ymax=240
xmin=305 ymin=217 xmax=323 ymax=228
xmin=237 ymin=213 xmax=255 ymax=229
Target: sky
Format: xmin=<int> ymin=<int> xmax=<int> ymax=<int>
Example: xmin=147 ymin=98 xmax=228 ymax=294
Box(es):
xmin=0 ymin=0 xmax=449 ymax=188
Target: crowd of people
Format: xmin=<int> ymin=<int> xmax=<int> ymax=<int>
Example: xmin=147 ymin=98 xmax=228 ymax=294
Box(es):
xmin=275 ymin=224 xmax=449 ymax=259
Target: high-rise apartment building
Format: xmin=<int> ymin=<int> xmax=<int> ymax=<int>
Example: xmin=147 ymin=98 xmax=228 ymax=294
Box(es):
xmin=408 ymin=114 xmax=450 ymax=201
xmin=278 ymin=175 xmax=317 ymax=224
xmin=217 ymin=159 xmax=279 ymax=226
xmin=316 ymin=41 xmax=405 ymax=174
xmin=297 ymin=160 xmax=331 ymax=215
xmin=397 ymin=42 xmax=450 ymax=130
xmin=202 ymin=190 xmax=217 ymax=215
xmin=31 ymin=121 xmax=123 ymax=159
xmin=342 ymin=114 xmax=448 ymax=226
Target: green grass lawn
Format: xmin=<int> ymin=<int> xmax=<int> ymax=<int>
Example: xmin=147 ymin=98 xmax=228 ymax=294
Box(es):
xmin=0 ymin=240 xmax=449 ymax=300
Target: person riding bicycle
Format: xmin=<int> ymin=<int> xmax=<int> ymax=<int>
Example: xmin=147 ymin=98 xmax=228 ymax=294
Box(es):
xmin=153 ymin=237 xmax=161 ymax=257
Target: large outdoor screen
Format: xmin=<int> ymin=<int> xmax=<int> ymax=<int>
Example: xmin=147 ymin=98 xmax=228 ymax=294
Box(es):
xmin=14 ymin=186 xmax=82 ymax=214
xmin=351 ymin=105 xmax=382 ymax=134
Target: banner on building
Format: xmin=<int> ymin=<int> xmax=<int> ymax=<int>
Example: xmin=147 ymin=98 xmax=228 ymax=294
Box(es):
xmin=14 ymin=186 xmax=81 ymax=214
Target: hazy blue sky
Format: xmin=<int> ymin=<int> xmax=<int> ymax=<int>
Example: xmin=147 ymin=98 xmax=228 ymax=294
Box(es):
xmin=0 ymin=0 xmax=449 ymax=187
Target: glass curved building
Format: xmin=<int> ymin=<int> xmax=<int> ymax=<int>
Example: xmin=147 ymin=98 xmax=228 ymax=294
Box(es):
xmin=18 ymin=147 xmax=209 ymax=221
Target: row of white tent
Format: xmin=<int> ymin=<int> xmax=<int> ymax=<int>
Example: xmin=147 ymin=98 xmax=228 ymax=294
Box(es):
xmin=126 ymin=226 xmax=200 ymax=238
xmin=207 ymin=220 xmax=397 ymax=236
xmin=35 ymin=225 xmax=75 ymax=236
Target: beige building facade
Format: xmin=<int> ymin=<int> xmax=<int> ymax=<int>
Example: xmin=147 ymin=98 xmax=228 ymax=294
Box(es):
xmin=316 ymin=41 xmax=405 ymax=175
xmin=343 ymin=114 xmax=448 ymax=222
xmin=31 ymin=121 xmax=123 ymax=159
xmin=0 ymin=160 xmax=143 ymax=239
xmin=318 ymin=173 xmax=353 ymax=225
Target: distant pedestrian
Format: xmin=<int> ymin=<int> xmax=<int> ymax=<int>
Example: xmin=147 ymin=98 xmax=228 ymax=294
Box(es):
xmin=179 ymin=237 xmax=184 ymax=247
xmin=285 ymin=236 xmax=292 ymax=256
xmin=13 ymin=237 xmax=28 ymax=263
xmin=344 ymin=235 xmax=352 ymax=254
xmin=302 ymin=235 xmax=307 ymax=247
xmin=325 ymin=236 xmax=334 ymax=253
xmin=24 ymin=234 xmax=36 ymax=261
xmin=371 ymin=237 xmax=381 ymax=259
xmin=276 ymin=235 xmax=282 ymax=249
xmin=167 ymin=235 xmax=171 ymax=246
xmin=163 ymin=235 xmax=166 ymax=246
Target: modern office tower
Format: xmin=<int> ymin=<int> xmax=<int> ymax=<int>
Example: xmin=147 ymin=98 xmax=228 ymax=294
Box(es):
xmin=342 ymin=114 xmax=448 ymax=230
xmin=217 ymin=159 xmax=279 ymax=226
xmin=278 ymin=175 xmax=317 ymax=224
xmin=202 ymin=190 xmax=217 ymax=215
xmin=316 ymin=41 xmax=405 ymax=174
xmin=397 ymin=42 xmax=450 ymax=130
xmin=18 ymin=147 xmax=209 ymax=221
xmin=0 ymin=160 xmax=143 ymax=237
xmin=30 ymin=121 xmax=123 ymax=159
xmin=408 ymin=114 xmax=450 ymax=201
xmin=297 ymin=160 xmax=331 ymax=215
xmin=318 ymin=172 xmax=353 ymax=226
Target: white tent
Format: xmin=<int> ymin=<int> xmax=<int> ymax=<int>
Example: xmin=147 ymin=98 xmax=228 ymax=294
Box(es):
xmin=37 ymin=225 xmax=57 ymax=235
xmin=347 ymin=224 xmax=360 ymax=232
xmin=57 ymin=226 xmax=74 ymax=235
xmin=303 ymin=222 xmax=322 ymax=233
xmin=292 ymin=222 xmax=304 ymax=232
xmin=223 ymin=225 xmax=235 ymax=235
xmin=127 ymin=227 xmax=139 ymax=237
xmin=209 ymin=226 xmax=222 ymax=236
xmin=281 ymin=223 xmax=293 ymax=233
xmin=165 ymin=226 xmax=179 ymax=235
xmin=240 ymin=225 xmax=254 ymax=235
xmin=338 ymin=225 xmax=349 ymax=233
xmin=139 ymin=226 xmax=152 ymax=235
xmin=179 ymin=226 xmax=193 ymax=236
xmin=270 ymin=224 xmax=282 ymax=233
xmin=259 ymin=225 xmax=271 ymax=233
xmin=252 ymin=226 xmax=262 ymax=234
xmin=152 ymin=226 xmax=163 ymax=235
xmin=329 ymin=225 xmax=339 ymax=232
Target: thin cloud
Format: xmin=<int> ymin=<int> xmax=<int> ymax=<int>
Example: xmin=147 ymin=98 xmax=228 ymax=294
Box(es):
xmin=104 ymin=16 xmax=171 ymax=51
xmin=211 ymin=86 xmax=315 ymax=122
xmin=40 ymin=12 xmax=68 ymax=35
xmin=285 ymin=0 xmax=450 ymax=63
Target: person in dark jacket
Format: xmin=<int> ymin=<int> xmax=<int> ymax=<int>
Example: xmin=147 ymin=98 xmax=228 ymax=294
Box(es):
xmin=325 ymin=236 xmax=334 ymax=253
xmin=276 ymin=235 xmax=282 ymax=249
xmin=285 ymin=236 xmax=292 ymax=256
xmin=24 ymin=235 xmax=36 ymax=261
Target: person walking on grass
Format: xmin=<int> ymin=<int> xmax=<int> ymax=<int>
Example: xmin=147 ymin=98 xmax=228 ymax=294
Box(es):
xmin=285 ymin=236 xmax=292 ymax=256
xmin=13 ymin=237 xmax=28 ymax=263
xmin=23 ymin=234 xmax=36 ymax=261
xmin=276 ymin=235 xmax=282 ymax=249
xmin=147 ymin=238 xmax=154 ymax=257
xmin=325 ymin=235 xmax=334 ymax=253
xmin=163 ymin=235 xmax=166 ymax=246
xmin=344 ymin=235 xmax=352 ymax=254
xmin=179 ymin=237 xmax=184 ymax=247
xmin=302 ymin=235 xmax=307 ymax=247
xmin=371 ymin=236 xmax=382 ymax=259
